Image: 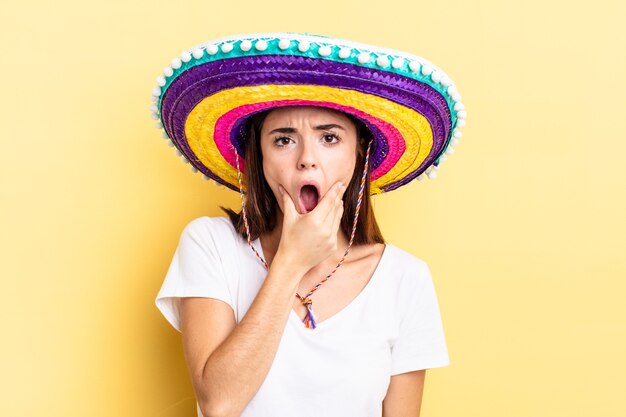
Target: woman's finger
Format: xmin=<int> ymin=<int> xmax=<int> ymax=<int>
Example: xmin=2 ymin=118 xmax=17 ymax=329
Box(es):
xmin=330 ymin=196 xmax=344 ymax=237
xmin=279 ymin=185 xmax=299 ymax=221
xmin=314 ymin=181 xmax=345 ymax=223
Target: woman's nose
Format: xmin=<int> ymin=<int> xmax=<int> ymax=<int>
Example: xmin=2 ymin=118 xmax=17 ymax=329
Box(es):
xmin=297 ymin=139 xmax=318 ymax=169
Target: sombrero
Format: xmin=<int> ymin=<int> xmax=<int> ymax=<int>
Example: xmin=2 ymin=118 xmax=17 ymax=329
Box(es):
xmin=149 ymin=32 xmax=466 ymax=194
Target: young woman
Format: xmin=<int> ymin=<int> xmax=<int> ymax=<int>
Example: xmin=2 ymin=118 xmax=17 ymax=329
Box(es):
xmin=153 ymin=33 xmax=465 ymax=417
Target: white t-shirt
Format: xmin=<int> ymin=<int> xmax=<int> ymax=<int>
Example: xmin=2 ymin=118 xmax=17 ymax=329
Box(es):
xmin=155 ymin=216 xmax=450 ymax=417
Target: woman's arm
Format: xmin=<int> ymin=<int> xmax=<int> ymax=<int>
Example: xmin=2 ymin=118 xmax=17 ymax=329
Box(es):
xmin=382 ymin=370 xmax=426 ymax=417
xmin=180 ymin=257 xmax=304 ymax=417
xmin=180 ymin=182 xmax=346 ymax=417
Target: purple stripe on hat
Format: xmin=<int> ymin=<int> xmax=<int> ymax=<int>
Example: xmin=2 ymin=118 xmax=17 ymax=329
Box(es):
xmin=161 ymin=56 xmax=451 ymax=189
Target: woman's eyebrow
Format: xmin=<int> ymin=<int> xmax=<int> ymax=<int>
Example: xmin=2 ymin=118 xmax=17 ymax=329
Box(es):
xmin=315 ymin=124 xmax=345 ymax=131
xmin=268 ymin=124 xmax=345 ymax=135
xmin=268 ymin=127 xmax=297 ymax=134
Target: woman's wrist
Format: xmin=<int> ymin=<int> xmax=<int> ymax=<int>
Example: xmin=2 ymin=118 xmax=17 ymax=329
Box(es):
xmin=270 ymin=251 xmax=308 ymax=287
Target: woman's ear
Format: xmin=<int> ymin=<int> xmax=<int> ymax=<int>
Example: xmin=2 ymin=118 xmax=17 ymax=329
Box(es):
xmin=357 ymin=136 xmax=367 ymax=158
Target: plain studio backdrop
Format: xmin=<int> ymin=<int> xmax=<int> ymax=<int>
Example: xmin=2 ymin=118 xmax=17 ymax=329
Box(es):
xmin=1 ymin=0 xmax=625 ymax=416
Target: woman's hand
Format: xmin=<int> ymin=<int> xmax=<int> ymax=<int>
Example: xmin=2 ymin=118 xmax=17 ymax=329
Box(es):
xmin=274 ymin=181 xmax=346 ymax=275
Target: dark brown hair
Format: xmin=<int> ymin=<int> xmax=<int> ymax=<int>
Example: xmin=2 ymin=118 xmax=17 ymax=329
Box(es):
xmin=221 ymin=107 xmax=385 ymax=245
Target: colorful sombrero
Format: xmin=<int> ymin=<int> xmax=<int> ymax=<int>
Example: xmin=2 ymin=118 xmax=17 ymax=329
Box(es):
xmin=150 ymin=32 xmax=466 ymax=194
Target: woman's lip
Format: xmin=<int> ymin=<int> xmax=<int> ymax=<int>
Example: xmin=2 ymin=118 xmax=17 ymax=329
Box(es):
xmin=283 ymin=187 xmax=307 ymax=214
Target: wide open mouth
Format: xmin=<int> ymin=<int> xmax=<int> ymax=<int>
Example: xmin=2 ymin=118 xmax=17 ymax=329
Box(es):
xmin=299 ymin=184 xmax=320 ymax=213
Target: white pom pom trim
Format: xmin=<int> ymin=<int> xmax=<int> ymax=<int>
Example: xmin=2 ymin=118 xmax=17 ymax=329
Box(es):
xmin=392 ymin=57 xmax=404 ymax=69
xmin=421 ymin=65 xmax=433 ymax=75
xmin=431 ymin=71 xmax=442 ymax=83
xmin=175 ymin=149 xmax=182 ymax=157
xmin=376 ymin=56 xmax=390 ymax=67
xmin=167 ymin=140 xmax=175 ymax=147
xmin=298 ymin=40 xmax=310 ymax=52
xmin=338 ymin=48 xmax=351 ymax=59
xmin=221 ymin=43 xmax=233 ymax=53
xmin=358 ymin=52 xmax=370 ymax=64
xmin=318 ymin=45 xmax=331 ymax=56
xmin=171 ymin=58 xmax=182 ymax=69
xmin=255 ymin=40 xmax=267 ymax=51
xmin=457 ymin=119 xmax=466 ymax=128
xmin=278 ymin=39 xmax=290 ymax=50
xmin=181 ymin=51 xmax=192 ymax=62
xmin=409 ymin=61 xmax=420 ymax=72
xmin=240 ymin=40 xmax=252 ymax=51
xmin=192 ymin=48 xmax=204 ymax=59
xmin=152 ymin=87 xmax=161 ymax=97
xmin=207 ymin=44 xmax=218 ymax=55
xmin=163 ymin=67 xmax=173 ymax=77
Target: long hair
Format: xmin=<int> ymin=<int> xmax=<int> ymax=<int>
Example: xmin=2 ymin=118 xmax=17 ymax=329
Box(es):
xmin=221 ymin=107 xmax=385 ymax=245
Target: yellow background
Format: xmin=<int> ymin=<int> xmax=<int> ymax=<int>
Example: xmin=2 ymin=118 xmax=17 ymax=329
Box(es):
xmin=1 ymin=0 xmax=625 ymax=416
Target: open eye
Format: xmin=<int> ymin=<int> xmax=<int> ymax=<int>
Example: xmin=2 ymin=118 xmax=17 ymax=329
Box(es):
xmin=322 ymin=133 xmax=340 ymax=144
xmin=273 ymin=136 xmax=294 ymax=147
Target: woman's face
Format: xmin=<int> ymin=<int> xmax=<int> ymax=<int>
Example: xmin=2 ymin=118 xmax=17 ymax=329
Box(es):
xmin=260 ymin=106 xmax=358 ymax=215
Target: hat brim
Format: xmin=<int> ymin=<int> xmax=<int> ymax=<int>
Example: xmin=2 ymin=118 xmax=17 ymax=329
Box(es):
xmin=153 ymin=34 xmax=465 ymax=193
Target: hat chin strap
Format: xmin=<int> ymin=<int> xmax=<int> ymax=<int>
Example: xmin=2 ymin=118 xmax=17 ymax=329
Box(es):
xmin=233 ymin=139 xmax=373 ymax=329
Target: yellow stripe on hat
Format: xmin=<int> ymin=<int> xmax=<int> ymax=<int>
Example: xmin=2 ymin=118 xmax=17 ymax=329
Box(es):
xmin=185 ymin=84 xmax=433 ymax=193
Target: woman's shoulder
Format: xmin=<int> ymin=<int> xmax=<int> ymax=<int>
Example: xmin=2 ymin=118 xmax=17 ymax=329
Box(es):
xmin=380 ymin=244 xmax=434 ymax=288
xmin=180 ymin=216 xmax=240 ymax=245
xmin=182 ymin=215 xmax=235 ymax=233
xmin=383 ymin=243 xmax=429 ymax=270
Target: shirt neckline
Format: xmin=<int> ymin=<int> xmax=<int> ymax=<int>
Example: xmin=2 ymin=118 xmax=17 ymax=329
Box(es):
xmin=251 ymin=237 xmax=391 ymax=331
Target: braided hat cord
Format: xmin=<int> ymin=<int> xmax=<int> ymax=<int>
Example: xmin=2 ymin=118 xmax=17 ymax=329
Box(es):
xmin=234 ymin=140 xmax=372 ymax=329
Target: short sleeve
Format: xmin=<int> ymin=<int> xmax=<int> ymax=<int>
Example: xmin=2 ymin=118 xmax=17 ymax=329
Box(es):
xmin=155 ymin=217 xmax=234 ymax=332
xmin=390 ymin=261 xmax=450 ymax=375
